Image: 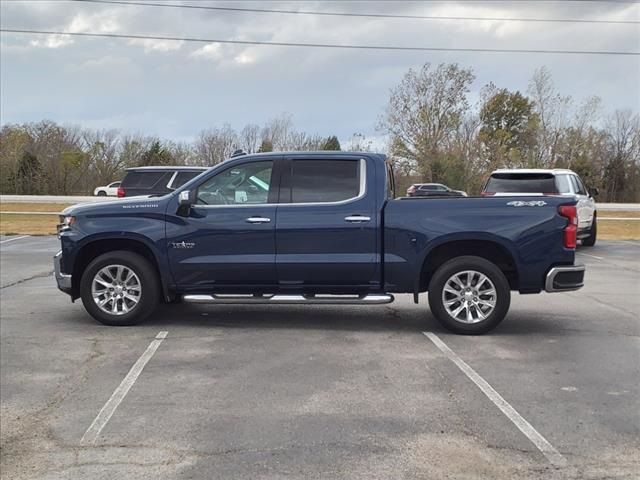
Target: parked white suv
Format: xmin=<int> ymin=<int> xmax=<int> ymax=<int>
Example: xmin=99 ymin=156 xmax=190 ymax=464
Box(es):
xmin=93 ymin=181 xmax=121 ymax=197
xmin=482 ymin=169 xmax=597 ymax=246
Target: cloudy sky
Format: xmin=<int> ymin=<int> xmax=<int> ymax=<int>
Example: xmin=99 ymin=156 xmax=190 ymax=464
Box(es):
xmin=1 ymin=0 xmax=639 ymax=145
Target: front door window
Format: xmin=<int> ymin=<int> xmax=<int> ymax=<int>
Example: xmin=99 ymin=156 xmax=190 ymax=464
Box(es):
xmin=196 ymin=161 xmax=273 ymax=205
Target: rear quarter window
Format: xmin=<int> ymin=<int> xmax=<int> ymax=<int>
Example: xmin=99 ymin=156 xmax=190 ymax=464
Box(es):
xmin=485 ymin=174 xmax=558 ymax=194
xmin=171 ymin=171 xmax=202 ymax=189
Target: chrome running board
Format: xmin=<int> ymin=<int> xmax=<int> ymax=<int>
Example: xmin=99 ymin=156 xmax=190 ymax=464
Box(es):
xmin=182 ymin=293 xmax=394 ymax=305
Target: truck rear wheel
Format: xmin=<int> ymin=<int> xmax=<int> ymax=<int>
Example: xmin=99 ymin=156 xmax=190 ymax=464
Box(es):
xmin=428 ymin=256 xmax=510 ymax=335
xmin=80 ymin=251 xmax=159 ymax=326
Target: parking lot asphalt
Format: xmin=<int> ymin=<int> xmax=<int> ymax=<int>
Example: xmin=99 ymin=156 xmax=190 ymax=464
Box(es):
xmin=1 ymin=236 xmax=638 ymax=479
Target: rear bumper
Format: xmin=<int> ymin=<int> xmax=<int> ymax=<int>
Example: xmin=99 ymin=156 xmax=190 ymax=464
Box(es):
xmin=54 ymin=251 xmax=73 ymax=295
xmin=545 ymin=264 xmax=585 ymax=292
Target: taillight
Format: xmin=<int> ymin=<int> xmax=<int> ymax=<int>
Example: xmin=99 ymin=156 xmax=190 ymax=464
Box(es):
xmin=117 ymin=187 xmax=125 ymax=198
xmin=559 ymin=205 xmax=577 ymax=249
xmin=407 ymin=186 xmax=416 ymax=195
xmin=481 ymin=192 xmax=494 ymax=197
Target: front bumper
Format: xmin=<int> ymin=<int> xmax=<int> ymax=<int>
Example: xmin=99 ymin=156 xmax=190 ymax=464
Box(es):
xmin=54 ymin=251 xmax=72 ymax=294
xmin=545 ymin=264 xmax=585 ymax=292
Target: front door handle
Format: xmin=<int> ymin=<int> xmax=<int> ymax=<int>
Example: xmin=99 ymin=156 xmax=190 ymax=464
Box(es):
xmin=246 ymin=216 xmax=271 ymax=224
xmin=344 ymin=215 xmax=371 ymax=223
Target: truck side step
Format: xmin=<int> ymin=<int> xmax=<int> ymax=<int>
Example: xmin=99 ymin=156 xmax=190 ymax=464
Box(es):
xmin=182 ymin=293 xmax=394 ymax=305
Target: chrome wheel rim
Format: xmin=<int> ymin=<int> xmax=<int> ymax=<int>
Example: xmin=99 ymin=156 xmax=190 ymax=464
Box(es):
xmin=442 ymin=270 xmax=497 ymax=324
xmin=91 ymin=264 xmax=142 ymax=315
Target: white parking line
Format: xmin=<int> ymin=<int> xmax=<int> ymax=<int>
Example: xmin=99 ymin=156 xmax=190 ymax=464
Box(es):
xmin=614 ymin=240 xmax=640 ymax=246
xmin=423 ymin=332 xmax=567 ymax=467
xmin=80 ymin=331 xmax=168 ymax=445
xmin=577 ymin=252 xmax=604 ymax=260
xmin=0 ymin=235 xmax=30 ymax=244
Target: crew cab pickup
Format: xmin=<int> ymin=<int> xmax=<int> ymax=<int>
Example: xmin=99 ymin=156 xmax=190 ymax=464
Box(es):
xmin=54 ymin=152 xmax=585 ymax=334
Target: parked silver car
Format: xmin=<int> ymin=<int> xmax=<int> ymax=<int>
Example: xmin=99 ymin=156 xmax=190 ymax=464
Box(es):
xmin=482 ymin=169 xmax=597 ymax=246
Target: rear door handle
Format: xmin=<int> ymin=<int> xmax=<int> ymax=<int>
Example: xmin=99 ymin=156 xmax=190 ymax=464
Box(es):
xmin=344 ymin=215 xmax=371 ymax=223
xmin=246 ymin=217 xmax=271 ymax=224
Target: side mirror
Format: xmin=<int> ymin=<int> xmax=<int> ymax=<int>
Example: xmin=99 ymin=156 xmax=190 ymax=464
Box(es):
xmin=179 ymin=190 xmax=193 ymax=206
xmin=589 ymin=187 xmax=599 ymax=197
xmin=177 ymin=190 xmax=195 ymax=216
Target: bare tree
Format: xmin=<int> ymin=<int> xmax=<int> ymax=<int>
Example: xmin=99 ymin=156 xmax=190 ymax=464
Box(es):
xmin=378 ymin=63 xmax=475 ymax=181
xmin=120 ymin=134 xmax=152 ymax=168
xmin=348 ymin=133 xmax=373 ymax=152
xmin=528 ymin=66 xmax=572 ymax=168
xmin=167 ymin=141 xmax=195 ymax=166
xmin=82 ymin=129 xmax=123 ymax=185
xmin=603 ymin=110 xmax=640 ymax=201
xmin=239 ymin=123 xmax=261 ymax=153
xmin=262 ymin=113 xmax=294 ymax=150
xmin=194 ymin=125 xmax=238 ymax=165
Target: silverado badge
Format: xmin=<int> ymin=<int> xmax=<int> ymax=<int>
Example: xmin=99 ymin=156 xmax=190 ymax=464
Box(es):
xmin=170 ymin=241 xmax=195 ymax=249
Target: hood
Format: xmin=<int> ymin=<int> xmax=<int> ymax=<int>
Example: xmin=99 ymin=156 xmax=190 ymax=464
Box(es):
xmin=61 ymin=195 xmax=163 ymax=216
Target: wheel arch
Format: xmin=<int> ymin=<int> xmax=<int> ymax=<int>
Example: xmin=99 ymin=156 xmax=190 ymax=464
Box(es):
xmin=417 ymin=236 xmax=519 ymax=292
xmin=71 ymin=236 xmax=169 ymax=301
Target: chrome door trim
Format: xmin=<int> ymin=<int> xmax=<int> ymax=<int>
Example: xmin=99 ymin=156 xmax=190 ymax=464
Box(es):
xmin=191 ymin=158 xmax=368 ymax=208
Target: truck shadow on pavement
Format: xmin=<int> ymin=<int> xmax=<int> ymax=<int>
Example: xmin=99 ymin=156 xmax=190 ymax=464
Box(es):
xmin=126 ymin=303 xmax=574 ymax=337
xmin=144 ymin=303 xmax=430 ymax=333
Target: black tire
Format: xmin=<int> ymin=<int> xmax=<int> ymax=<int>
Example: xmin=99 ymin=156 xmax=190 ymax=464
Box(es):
xmin=97 ymin=190 xmax=107 ymax=196
xmin=80 ymin=250 xmax=159 ymax=326
xmin=582 ymin=215 xmax=597 ymax=247
xmin=428 ymin=256 xmax=511 ymax=335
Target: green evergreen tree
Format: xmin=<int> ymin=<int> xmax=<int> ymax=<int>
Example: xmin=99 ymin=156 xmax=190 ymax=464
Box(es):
xmin=140 ymin=141 xmax=173 ymax=166
xmin=258 ymin=139 xmax=273 ymax=153
xmin=16 ymin=151 xmax=41 ymax=194
xmin=323 ymin=135 xmax=341 ymax=151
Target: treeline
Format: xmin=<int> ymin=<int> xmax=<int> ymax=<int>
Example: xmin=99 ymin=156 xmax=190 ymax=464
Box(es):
xmin=380 ymin=64 xmax=639 ymax=202
xmin=1 ymin=64 xmax=638 ymax=201
xmin=0 ymin=114 xmax=347 ymax=195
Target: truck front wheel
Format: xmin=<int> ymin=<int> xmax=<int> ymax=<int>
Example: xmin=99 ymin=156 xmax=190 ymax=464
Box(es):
xmin=428 ymin=256 xmax=511 ymax=335
xmin=80 ymin=251 xmax=159 ymax=326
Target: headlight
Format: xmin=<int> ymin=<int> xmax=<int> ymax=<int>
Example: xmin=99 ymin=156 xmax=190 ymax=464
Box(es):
xmin=57 ymin=215 xmax=76 ymax=233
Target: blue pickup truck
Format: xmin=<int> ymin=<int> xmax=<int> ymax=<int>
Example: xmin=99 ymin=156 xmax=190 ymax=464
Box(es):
xmin=54 ymin=152 xmax=584 ymax=334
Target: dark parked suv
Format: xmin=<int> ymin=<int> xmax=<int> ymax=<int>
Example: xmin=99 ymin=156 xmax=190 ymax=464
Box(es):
xmin=406 ymin=183 xmax=467 ymax=197
xmin=118 ymin=166 xmax=207 ymax=197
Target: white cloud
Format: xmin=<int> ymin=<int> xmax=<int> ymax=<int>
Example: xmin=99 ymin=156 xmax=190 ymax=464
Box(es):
xmin=29 ymin=34 xmax=74 ymax=49
xmin=1 ymin=0 xmax=638 ymax=141
xmin=190 ymin=43 xmax=223 ymax=60
xmin=26 ymin=10 xmax=121 ymax=49
xmin=233 ymin=52 xmax=256 ymax=65
xmin=127 ymin=38 xmax=183 ymax=53
xmin=68 ymin=11 xmax=120 ymax=34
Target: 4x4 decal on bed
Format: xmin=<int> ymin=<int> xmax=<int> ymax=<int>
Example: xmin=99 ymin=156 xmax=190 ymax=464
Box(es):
xmin=507 ymin=200 xmax=548 ymax=207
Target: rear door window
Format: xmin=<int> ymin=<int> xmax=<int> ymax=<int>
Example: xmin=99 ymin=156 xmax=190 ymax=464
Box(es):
xmin=121 ymin=171 xmax=166 ymax=188
xmin=290 ymin=160 xmax=361 ymax=203
xmin=485 ymin=174 xmax=558 ymax=194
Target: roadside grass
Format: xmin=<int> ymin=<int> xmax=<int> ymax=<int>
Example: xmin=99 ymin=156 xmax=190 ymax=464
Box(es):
xmin=598 ymin=221 xmax=640 ymax=240
xmin=597 ymin=211 xmax=640 ymax=240
xmin=0 ymin=214 xmax=58 ymax=235
xmin=0 ymin=203 xmax=70 ymax=235
xmin=598 ymin=210 xmax=640 ymax=218
xmin=0 ymin=203 xmax=72 ymax=212
xmin=1 ymin=203 xmax=639 ymax=239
